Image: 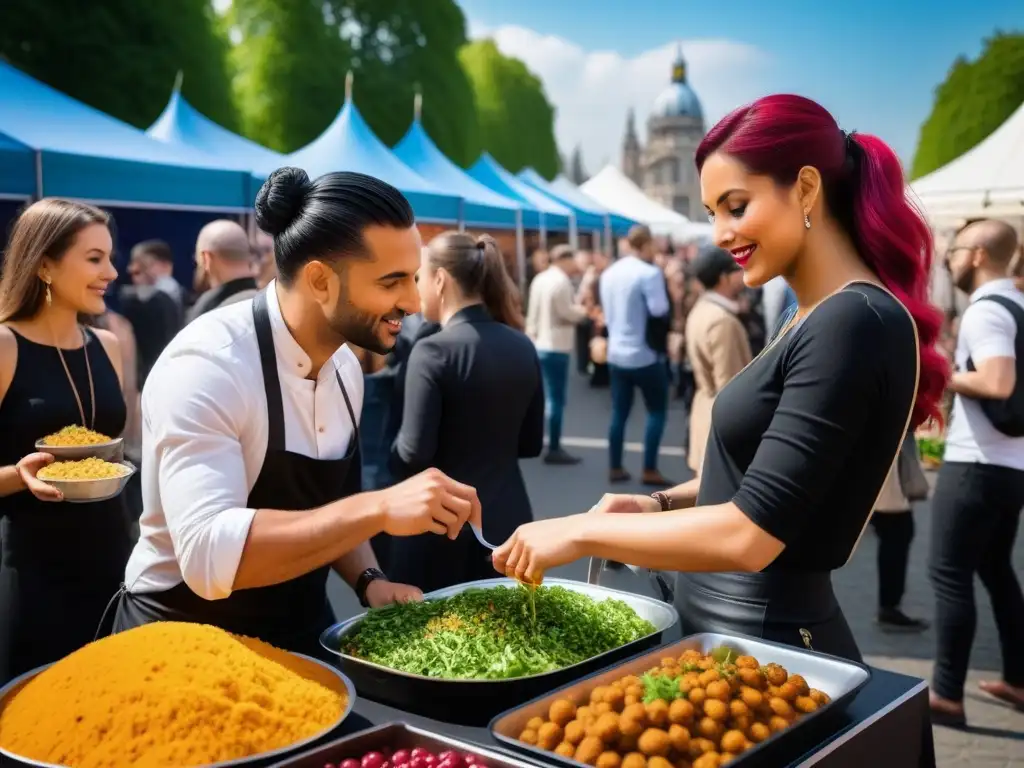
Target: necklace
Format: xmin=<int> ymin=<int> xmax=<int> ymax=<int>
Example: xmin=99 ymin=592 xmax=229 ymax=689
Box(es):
xmin=52 ymin=324 xmax=97 ymax=430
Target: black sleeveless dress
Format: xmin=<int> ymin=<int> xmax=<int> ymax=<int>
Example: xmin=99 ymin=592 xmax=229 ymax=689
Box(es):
xmin=0 ymin=328 xmax=133 ymax=685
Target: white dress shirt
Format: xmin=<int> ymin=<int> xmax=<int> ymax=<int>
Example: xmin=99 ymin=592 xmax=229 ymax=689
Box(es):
xmin=945 ymin=278 xmax=1024 ymax=471
xmin=124 ymin=282 xmax=363 ymax=600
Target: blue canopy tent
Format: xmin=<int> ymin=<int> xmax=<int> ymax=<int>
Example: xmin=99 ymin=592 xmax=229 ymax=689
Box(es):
xmin=0 ymin=61 xmax=253 ymax=210
xmin=394 ymin=102 xmax=522 ymax=230
xmin=467 ymin=153 xmax=573 ymax=246
xmin=519 ymin=168 xmax=636 ymax=254
xmin=288 ymin=74 xmax=461 ymax=224
xmin=394 ymin=97 xmax=532 ymax=289
xmin=147 ymin=77 xmax=285 ymax=183
xmin=0 ymin=130 xmax=34 ymax=201
xmin=0 ymin=62 xmax=260 ymax=289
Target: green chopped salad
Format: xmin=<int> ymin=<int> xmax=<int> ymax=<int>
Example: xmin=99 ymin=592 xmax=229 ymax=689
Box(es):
xmin=339 ymin=585 xmax=657 ymax=680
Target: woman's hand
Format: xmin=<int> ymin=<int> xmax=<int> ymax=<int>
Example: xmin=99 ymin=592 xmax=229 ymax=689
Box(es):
xmin=492 ymin=515 xmax=590 ymax=585
xmin=16 ymin=452 xmax=62 ymax=502
xmin=590 ymin=493 xmax=660 ymax=515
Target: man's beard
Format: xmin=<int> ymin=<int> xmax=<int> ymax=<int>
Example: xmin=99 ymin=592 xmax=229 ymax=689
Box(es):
xmin=953 ymin=265 xmax=975 ymax=294
xmin=327 ymin=297 xmax=398 ymax=356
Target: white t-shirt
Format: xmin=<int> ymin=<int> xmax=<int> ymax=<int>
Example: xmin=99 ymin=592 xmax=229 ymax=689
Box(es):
xmin=944 ymin=279 xmax=1024 ymax=470
xmin=123 ymin=282 xmax=363 ymax=600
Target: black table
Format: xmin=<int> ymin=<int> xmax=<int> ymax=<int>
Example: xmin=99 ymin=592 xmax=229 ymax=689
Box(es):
xmin=332 ymin=665 xmax=935 ymax=768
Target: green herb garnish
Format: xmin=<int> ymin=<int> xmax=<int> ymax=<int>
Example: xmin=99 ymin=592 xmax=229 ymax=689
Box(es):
xmin=641 ymin=672 xmax=686 ymax=703
xmin=340 ymin=585 xmax=655 ymax=680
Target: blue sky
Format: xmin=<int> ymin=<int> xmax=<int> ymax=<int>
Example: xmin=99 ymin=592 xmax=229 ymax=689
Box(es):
xmin=460 ymin=0 xmax=1022 ymax=171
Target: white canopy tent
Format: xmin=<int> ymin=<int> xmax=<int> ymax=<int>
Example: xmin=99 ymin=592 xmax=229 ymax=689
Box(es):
xmin=911 ymin=101 xmax=1024 ymax=221
xmin=581 ymin=165 xmax=713 ymax=243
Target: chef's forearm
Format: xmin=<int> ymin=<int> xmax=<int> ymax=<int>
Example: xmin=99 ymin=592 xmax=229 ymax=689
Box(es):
xmin=232 ymin=493 xmax=385 ymax=591
xmin=0 ymin=465 xmax=24 ymax=497
xmin=331 ymin=541 xmax=381 ymax=588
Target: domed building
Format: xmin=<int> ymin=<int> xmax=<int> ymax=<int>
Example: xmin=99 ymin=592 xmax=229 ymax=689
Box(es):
xmin=621 ymin=44 xmax=706 ymax=222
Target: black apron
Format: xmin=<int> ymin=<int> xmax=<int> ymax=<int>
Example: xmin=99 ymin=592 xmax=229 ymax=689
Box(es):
xmin=110 ymin=290 xmax=360 ymax=660
xmin=674 ymin=570 xmax=863 ymax=663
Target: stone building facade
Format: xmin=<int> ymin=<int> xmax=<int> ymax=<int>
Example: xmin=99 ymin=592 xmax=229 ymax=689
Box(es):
xmin=621 ymin=46 xmax=706 ymax=222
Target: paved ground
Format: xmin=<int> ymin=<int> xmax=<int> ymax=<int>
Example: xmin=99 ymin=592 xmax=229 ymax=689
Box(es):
xmin=330 ymin=367 xmax=1024 ymax=766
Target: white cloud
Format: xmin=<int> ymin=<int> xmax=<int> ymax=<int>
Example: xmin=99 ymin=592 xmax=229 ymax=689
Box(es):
xmin=468 ymin=21 xmax=777 ymax=175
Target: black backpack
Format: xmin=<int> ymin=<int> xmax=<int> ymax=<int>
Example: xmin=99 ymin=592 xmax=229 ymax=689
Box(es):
xmin=966 ymin=294 xmax=1024 ymax=437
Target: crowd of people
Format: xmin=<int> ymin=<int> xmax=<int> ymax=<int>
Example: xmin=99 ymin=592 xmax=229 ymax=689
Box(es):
xmin=0 ymin=93 xmax=1022 ymax=735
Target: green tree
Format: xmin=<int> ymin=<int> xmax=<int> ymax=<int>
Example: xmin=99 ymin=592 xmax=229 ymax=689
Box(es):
xmin=322 ymin=0 xmax=481 ymax=167
xmin=911 ymin=31 xmax=1024 ymax=180
xmin=229 ymin=0 xmax=348 ymax=153
xmin=459 ymin=39 xmax=560 ymax=179
xmin=0 ymin=0 xmax=237 ymax=131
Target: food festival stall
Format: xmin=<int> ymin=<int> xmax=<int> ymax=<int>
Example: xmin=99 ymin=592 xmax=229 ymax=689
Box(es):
xmin=0 ymin=567 xmax=936 ymax=768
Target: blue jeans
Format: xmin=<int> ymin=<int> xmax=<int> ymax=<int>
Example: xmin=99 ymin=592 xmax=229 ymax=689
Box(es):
xmin=608 ymin=362 xmax=668 ymax=471
xmin=538 ymin=351 xmax=570 ymax=451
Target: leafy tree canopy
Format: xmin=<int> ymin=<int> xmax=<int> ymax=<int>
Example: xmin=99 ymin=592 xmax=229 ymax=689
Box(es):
xmin=911 ymin=31 xmax=1024 ymax=180
xmin=0 ymin=0 xmax=237 ymax=131
xmin=459 ymin=39 xmax=560 ymax=179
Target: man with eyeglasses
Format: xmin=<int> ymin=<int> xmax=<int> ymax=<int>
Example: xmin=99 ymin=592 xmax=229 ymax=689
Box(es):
xmin=930 ymin=219 xmax=1024 ymax=725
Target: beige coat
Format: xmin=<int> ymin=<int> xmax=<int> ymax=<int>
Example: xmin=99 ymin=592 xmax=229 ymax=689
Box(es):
xmin=685 ymin=295 xmax=752 ymax=474
xmin=526 ymin=265 xmax=587 ymax=352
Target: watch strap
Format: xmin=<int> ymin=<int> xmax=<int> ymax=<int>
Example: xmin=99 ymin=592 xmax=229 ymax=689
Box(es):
xmin=355 ymin=567 xmax=387 ymax=607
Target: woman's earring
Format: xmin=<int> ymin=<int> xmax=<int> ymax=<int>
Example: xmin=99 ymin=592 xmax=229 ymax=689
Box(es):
xmin=44 ymin=280 xmax=52 ymax=306
xmin=804 ymin=213 xmax=811 ymax=230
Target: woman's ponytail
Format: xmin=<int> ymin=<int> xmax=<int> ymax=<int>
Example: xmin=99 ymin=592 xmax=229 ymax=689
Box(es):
xmin=846 ymin=133 xmax=949 ymax=428
xmin=475 ymin=235 xmax=524 ymax=331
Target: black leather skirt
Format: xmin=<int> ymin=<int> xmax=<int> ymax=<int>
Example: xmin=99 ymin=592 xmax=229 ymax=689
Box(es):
xmin=674 ymin=570 xmax=863 ymax=663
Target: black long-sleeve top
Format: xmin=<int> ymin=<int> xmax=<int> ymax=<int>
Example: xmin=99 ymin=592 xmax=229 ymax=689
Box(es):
xmin=698 ymin=283 xmax=918 ymax=571
xmin=391 ymin=303 xmax=544 ymax=542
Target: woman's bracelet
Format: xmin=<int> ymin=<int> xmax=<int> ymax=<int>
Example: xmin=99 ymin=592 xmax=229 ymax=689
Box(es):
xmin=651 ymin=491 xmax=672 ymax=511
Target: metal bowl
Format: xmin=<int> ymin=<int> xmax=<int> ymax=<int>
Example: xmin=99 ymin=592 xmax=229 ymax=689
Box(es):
xmin=33 ymin=436 xmax=123 ymax=462
xmin=0 ymin=653 xmax=356 ymax=768
xmin=320 ymin=577 xmax=678 ymax=725
xmin=36 ymin=460 xmax=136 ymax=503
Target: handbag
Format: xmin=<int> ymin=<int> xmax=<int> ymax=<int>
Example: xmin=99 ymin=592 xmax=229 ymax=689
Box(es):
xmin=897 ymin=434 xmax=929 ymax=502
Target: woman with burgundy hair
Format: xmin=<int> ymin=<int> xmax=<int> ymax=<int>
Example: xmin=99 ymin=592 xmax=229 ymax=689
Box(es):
xmin=492 ymin=94 xmax=949 ymax=661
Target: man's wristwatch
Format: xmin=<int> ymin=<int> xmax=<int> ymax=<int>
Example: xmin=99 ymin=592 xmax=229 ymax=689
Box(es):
xmin=355 ymin=568 xmax=387 ymax=607
xmin=651 ymin=491 xmax=672 ymax=511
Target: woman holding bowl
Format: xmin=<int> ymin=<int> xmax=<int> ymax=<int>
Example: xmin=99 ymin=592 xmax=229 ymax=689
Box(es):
xmin=493 ymin=94 xmax=949 ymax=662
xmin=0 ymin=199 xmax=133 ymax=684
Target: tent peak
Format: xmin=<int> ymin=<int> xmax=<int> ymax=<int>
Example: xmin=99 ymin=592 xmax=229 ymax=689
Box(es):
xmin=345 ymin=70 xmax=354 ymax=103
xmin=172 ymin=69 xmax=184 ymax=94
xmin=413 ymin=89 xmax=422 ymax=122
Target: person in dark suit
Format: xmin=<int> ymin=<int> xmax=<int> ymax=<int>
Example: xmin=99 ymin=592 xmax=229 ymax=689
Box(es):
xmin=389 ymin=232 xmax=544 ymax=592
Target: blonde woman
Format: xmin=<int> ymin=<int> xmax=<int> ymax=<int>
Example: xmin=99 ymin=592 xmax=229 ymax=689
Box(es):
xmin=0 ymin=200 xmax=133 ymax=685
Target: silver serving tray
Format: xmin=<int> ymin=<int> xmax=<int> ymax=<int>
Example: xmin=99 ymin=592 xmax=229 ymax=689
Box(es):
xmin=34 ymin=436 xmax=124 ymax=462
xmin=38 ymin=460 xmax=136 ymax=503
xmin=0 ymin=653 xmax=356 ymax=768
xmin=320 ymin=577 xmax=678 ymax=683
xmin=491 ymin=631 xmax=872 ymax=768
xmin=268 ymin=722 xmax=552 ymax=768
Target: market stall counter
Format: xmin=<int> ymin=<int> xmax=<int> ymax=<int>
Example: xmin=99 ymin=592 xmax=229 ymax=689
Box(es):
xmin=291 ymin=664 xmax=934 ymax=768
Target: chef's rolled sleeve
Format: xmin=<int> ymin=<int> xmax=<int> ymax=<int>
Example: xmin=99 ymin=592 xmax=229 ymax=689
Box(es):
xmin=142 ymin=351 xmax=257 ymax=600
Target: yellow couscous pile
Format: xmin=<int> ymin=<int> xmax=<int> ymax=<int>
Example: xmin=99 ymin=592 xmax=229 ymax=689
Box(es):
xmin=40 ymin=425 xmax=113 ymax=446
xmin=0 ymin=622 xmax=348 ymax=767
xmin=37 ymin=457 xmax=127 ymax=481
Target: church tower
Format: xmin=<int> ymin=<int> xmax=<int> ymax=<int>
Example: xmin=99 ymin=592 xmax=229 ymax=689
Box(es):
xmin=622 ymin=108 xmax=641 ymax=184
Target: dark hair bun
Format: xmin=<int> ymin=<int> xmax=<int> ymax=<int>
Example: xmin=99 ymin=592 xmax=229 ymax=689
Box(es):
xmin=255 ymin=166 xmax=311 ymax=236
